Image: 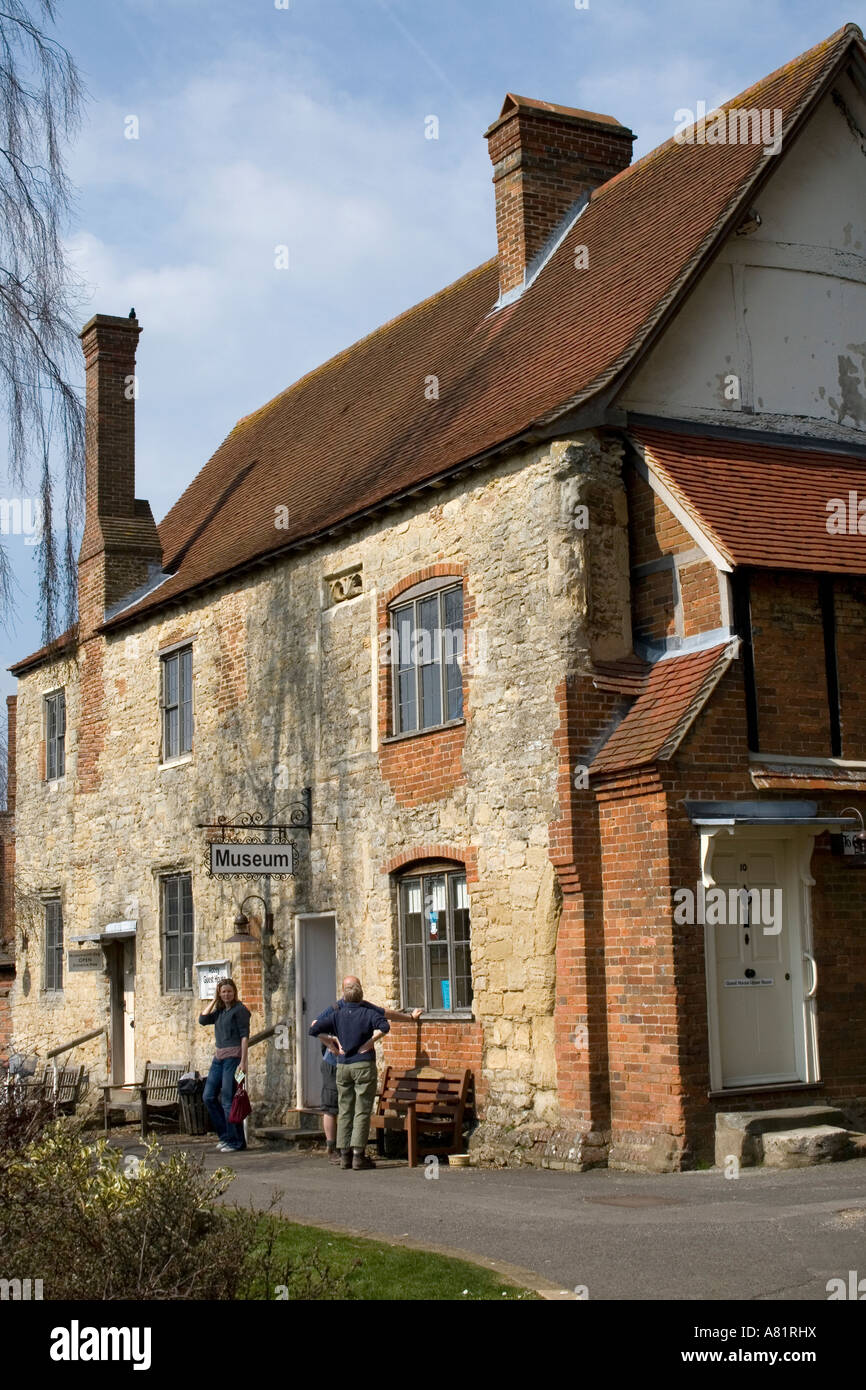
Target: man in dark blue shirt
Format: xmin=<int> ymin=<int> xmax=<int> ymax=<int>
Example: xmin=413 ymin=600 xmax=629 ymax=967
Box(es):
xmin=310 ymin=976 xmax=390 ymax=1169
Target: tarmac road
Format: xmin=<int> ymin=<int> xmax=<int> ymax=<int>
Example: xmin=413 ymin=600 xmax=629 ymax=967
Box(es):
xmin=172 ymin=1143 xmax=866 ymax=1300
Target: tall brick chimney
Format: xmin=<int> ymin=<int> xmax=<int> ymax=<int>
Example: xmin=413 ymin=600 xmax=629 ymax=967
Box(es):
xmin=485 ymin=95 xmax=635 ymax=301
xmin=78 ymin=314 xmax=162 ymax=638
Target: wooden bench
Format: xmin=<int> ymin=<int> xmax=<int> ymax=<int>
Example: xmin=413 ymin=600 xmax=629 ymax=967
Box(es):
xmin=369 ymin=1067 xmax=473 ymax=1167
xmin=3 ymin=1065 xmax=87 ymax=1114
xmin=41 ymin=1064 xmax=88 ymax=1114
xmin=102 ymin=1060 xmax=188 ymax=1138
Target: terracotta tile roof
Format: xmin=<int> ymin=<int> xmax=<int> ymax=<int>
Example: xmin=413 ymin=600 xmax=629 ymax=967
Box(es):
xmin=588 ymin=655 xmax=649 ymax=694
xmin=633 ymin=428 xmax=866 ymax=573
xmin=589 ymin=641 xmax=735 ymax=775
xmin=70 ymin=23 xmax=866 ymax=636
xmin=750 ymin=763 xmax=866 ymax=792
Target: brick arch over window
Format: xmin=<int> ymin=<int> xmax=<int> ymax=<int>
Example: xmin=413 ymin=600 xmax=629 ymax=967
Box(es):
xmin=377 ymin=563 xmax=476 ymax=806
xmin=381 ymin=845 xmax=479 ymax=883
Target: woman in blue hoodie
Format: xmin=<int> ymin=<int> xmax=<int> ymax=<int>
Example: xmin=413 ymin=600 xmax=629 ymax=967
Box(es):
xmin=199 ymin=979 xmax=251 ymax=1153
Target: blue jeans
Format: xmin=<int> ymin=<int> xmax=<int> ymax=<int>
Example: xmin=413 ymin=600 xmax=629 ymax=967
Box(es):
xmin=203 ymin=1056 xmax=245 ymax=1147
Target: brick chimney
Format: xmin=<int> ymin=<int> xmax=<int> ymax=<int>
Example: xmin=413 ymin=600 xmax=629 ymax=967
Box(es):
xmin=485 ymin=95 xmax=635 ymax=300
xmin=78 ymin=314 xmax=162 ymax=638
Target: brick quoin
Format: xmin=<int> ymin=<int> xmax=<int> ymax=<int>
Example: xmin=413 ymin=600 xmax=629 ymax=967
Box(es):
xmin=378 ymin=564 xmax=475 ymax=807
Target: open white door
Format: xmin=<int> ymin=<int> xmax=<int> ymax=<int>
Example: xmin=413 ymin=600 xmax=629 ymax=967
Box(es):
xmin=295 ymin=913 xmax=337 ymax=1108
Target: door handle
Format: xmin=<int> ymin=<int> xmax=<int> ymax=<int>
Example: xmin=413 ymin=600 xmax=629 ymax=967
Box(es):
xmin=803 ymin=952 xmax=818 ymax=999
xmin=129 ymin=1019 xmax=134 ymax=1029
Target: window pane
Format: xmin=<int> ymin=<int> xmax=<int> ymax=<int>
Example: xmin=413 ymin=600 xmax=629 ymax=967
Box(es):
xmin=425 ymin=875 xmax=447 ymax=941
xmin=451 ymin=874 xmax=470 ymax=942
xmin=454 ymin=944 xmax=472 ymax=1009
xmin=443 ymin=588 xmax=463 ymax=720
xmin=401 ymin=880 xmax=423 ymax=944
xmin=395 ymin=606 xmax=416 ymax=733
xmin=404 ymin=945 xmax=425 ymax=1009
xmin=181 ymin=695 xmax=193 ymax=754
xmin=428 ymin=943 xmax=450 ymax=1009
xmin=418 ymin=597 xmax=441 ymax=729
xmin=164 ymin=655 xmax=178 ymax=707
xmin=397 ymin=668 xmax=417 ymax=734
xmin=166 ymin=707 xmax=179 ymax=761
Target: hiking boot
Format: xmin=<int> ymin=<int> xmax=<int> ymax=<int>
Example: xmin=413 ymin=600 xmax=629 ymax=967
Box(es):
xmin=328 ymin=1147 xmax=342 ymax=1165
xmin=340 ymin=1149 xmax=352 ymax=1169
xmin=352 ymin=1150 xmax=376 ymax=1170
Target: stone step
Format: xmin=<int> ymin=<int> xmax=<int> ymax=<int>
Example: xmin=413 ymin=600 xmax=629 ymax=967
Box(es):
xmin=256 ymin=1125 xmax=325 ymax=1149
xmin=762 ymin=1124 xmax=852 ymax=1169
xmin=715 ymin=1106 xmax=848 ymax=1167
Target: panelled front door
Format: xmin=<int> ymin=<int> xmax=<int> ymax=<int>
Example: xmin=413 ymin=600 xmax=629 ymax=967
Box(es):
xmin=707 ymin=835 xmax=813 ymax=1089
xmin=296 ymin=913 xmax=337 ymax=1108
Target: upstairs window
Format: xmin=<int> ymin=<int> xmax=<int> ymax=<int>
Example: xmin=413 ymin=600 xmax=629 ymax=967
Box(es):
xmin=161 ymin=647 xmax=193 ymax=761
xmin=390 ymin=581 xmax=463 ymax=734
xmin=45 ymin=690 xmax=66 ymax=780
xmin=44 ymin=899 xmax=63 ymax=991
xmin=398 ymin=865 xmax=472 ymax=1013
xmin=161 ymin=873 xmax=194 ymax=992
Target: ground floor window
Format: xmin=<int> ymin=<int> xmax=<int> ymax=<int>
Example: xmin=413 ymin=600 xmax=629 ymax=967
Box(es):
xmin=44 ymin=898 xmax=63 ymax=991
xmin=161 ymin=873 xmax=194 ymax=992
xmin=398 ymin=866 xmax=471 ymax=1012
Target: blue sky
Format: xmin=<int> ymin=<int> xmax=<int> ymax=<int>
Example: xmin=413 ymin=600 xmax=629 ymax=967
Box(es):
xmin=0 ymin=0 xmax=859 ymax=709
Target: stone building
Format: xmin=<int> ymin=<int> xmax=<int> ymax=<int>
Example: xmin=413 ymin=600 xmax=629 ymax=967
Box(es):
xmin=6 ymin=24 xmax=866 ymax=1167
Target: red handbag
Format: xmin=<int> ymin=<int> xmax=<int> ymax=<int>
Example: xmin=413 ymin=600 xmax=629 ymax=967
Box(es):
xmin=228 ymin=1083 xmax=251 ymax=1123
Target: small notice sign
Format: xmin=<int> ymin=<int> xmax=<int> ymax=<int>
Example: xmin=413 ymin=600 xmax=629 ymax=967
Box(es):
xmin=195 ymin=961 xmax=231 ymax=1000
xmin=68 ymin=949 xmax=103 ymax=972
xmin=723 ymin=977 xmax=774 ymax=987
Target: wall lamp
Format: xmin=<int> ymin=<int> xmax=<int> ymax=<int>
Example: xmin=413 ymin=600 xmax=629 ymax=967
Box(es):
xmin=227 ymin=895 xmax=278 ymax=950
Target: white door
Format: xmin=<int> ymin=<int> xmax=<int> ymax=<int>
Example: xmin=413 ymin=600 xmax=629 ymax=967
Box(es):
xmin=297 ymin=914 xmax=337 ymax=1108
xmin=122 ymin=939 xmax=136 ymax=1084
xmin=709 ymin=838 xmax=804 ymax=1087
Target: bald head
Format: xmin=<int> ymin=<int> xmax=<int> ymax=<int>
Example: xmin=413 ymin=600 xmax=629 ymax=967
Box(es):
xmin=342 ymin=976 xmax=363 ymax=1003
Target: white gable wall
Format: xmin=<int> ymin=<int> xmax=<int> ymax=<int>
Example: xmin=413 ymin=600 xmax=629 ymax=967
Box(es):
xmin=618 ymin=74 xmax=866 ymax=441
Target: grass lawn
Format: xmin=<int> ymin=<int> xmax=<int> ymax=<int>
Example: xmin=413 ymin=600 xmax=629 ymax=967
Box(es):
xmin=245 ymin=1215 xmax=541 ymax=1300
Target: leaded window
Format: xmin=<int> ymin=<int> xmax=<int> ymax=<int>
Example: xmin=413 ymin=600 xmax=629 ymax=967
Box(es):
xmin=161 ymin=873 xmax=194 ymax=992
xmin=398 ymin=867 xmax=472 ymax=1013
xmin=161 ymin=647 xmax=193 ymax=761
xmin=45 ymin=690 xmax=65 ymax=780
xmin=44 ymin=899 xmax=63 ymax=991
xmin=391 ymin=583 xmax=463 ymax=734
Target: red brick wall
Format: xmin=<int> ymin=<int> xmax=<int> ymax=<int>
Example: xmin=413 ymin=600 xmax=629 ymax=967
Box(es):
xmin=750 ymin=571 xmax=830 ymax=756
xmin=627 ymin=468 xmax=721 ymax=644
xmin=0 ymin=969 xmax=13 ymax=1065
xmin=377 ymin=565 xmax=473 ymax=807
xmin=834 ymin=575 xmax=866 ymax=760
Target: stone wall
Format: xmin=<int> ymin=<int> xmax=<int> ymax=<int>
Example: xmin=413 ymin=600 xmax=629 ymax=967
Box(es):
xmin=10 ymin=431 xmax=626 ymax=1139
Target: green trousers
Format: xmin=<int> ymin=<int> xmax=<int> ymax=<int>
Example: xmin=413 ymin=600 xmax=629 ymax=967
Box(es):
xmin=336 ymin=1059 xmax=378 ymax=1151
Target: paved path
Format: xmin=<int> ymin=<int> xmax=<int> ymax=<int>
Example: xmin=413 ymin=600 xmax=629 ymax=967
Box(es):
xmin=132 ymin=1139 xmax=866 ymax=1300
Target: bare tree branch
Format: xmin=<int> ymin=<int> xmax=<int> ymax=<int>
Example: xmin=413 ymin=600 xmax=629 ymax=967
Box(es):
xmin=0 ymin=0 xmax=85 ymax=642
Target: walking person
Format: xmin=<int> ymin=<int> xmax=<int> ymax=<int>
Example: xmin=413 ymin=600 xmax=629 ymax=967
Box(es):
xmin=309 ymin=976 xmax=389 ymax=1169
xmin=199 ymin=978 xmax=251 ymax=1153
xmin=314 ymin=1000 xmax=422 ymax=1163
